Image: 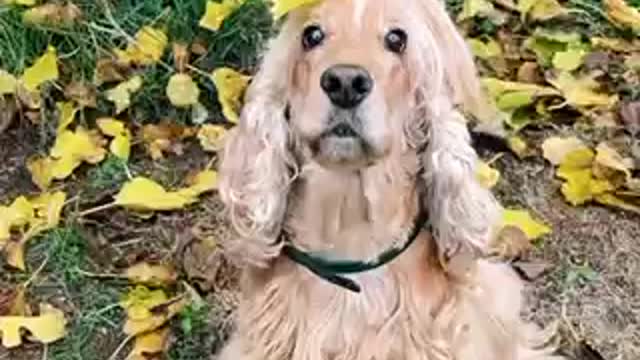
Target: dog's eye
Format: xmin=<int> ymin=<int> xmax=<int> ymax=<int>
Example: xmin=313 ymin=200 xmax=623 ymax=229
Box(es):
xmin=384 ymin=28 xmax=408 ymax=54
xmin=302 ymin=24 xmax=325 ymax=51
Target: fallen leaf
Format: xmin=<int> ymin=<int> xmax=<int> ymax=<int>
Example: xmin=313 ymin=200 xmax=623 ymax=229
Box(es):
xmin=518 ymin=0 xmax=567 ymax=21
xmin=620 ymin=101 xmax=640 ymax=136
xmin=127 ymin=326 xmax=170 ymax=360
xmin=272 ymin=0 xmax=322 ymax=19
xmin=604 ymin=0 xmax=640 ymax=33
xmin=114 ymin=26 xmax=168 ymax=66
xmin=523 ymin=29 xmax=581 ymax=66
xmin=97 ymin=118 xmax=131 ymax=160
xmin=476 ymin=160 xmax=500 ymax=189
xmin=491 ymin=225 xmax=532 ymax=259
xmin=541 ymin=136 xmax=588 ymax=165
xmin=176 ymin=170 xmax=219 ymax=199
xmin=6 ymin=191 xmax=66 ymax=270
xmin=459 ymin=0 xmax=501 ymax=21
xmin=22 ymin=3 xmax=82 ymax=26
xmin=552 ymin=47 xmax=588 ymax=71
xmin=502 ymin=209 xmax=552 ymax=240
xmin=591 ymin=37 xmax=640 ymax=53
xmin=197 ymin=124 xmax=227 ymax=152
xmin=0 ymin=70 xmax=18 ymax=95
xmin=115 ymin=177 xmax=193 ymax=211
xmin=595 ymin=193 xmax=640 ymax=214
xmin=50 ymin=128 xmax=107 ymax=175
xmin=507 ymin=135 xmax=530 ymax=158
xmin=64 ymin=81 xmax=97 ymax=108
xmin=141 ymin=122 xmax=195 ymax=160
xmin=199 ymin=0 xmax=243 ymax=31
xmin=548 ymin=72 xmax=618 ymax=109
xmin=166 ymin=73 xmax=200 ymax=107
xmin=0 ymin=304 xmax=66 ymax=348
xmin=557 ymin=148 xmax=615 ymax=206
xmin=125 ymin=263 xmax=178 ymax=286
xmin=172 ymin=43 xmax=190 ymax=73
xmin=94 ymin=58 xmax=126 ymax=86
xmin=120 ymin=287 xmax=187 ymax=336
xmin=106 ymin=76 xmax=143 ymax=114
xmin=56 ymin=101 xmax=78 ymax=134
xmin=468 ymin=37 xmax=503 ymax=59
xmin=211 ymin=67 xmax=250 ymax=124
xmin=594 ymin=142 xmax=633 ymax=178
xmin=20 ymin=45 xmax=59 ymax=92
xmin=3 ymin=0 xmax=37 ymax=5
xmin=0 ymin=196 xmax=33 ymax=245
xmin=516 ymin=62 xmax=543 ymax=84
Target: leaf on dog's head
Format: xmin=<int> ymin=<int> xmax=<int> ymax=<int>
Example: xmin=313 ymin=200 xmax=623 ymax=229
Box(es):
xmin=211 ymin=67 xmax=251 ymax=124
xmin=272 ymin=0 xmax=323 ymax=19
xmin=199 ymin=0 xmax=244 ymax=31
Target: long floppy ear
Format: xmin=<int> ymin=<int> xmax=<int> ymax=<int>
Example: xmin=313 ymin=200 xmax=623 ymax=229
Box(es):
xmin=417 ymin=0 xmax=502 ymax=134
xmin=218 ymin=20 xmax=301 ymax=267
xmin=421 ymin=97 xmax=500 ymax=263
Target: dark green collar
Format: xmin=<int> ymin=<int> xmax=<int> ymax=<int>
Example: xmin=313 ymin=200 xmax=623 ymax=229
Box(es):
xmin=281 ymin=207 xmax=430 ymax=293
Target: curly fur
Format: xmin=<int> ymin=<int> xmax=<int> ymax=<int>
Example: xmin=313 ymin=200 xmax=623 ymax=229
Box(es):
xmin=217 ymin=0 xmax=563 ymax=359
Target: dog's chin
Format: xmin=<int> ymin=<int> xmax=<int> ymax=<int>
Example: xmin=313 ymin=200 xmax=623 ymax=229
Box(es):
xmin=309 ymin=135 xmax=375 ymax=170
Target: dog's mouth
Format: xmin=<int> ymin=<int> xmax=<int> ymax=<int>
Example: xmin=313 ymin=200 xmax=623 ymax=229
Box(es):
xmin=324 ymin=123 xmax=359 ymax=139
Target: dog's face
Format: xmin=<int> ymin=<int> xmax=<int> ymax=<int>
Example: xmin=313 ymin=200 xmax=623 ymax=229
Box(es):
xmin=287 ymin=0 xmax=416 ymax=170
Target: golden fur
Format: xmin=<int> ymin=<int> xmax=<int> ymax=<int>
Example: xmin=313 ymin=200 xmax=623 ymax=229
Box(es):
xmin=217 ymin=0 xmax=563 ymax=359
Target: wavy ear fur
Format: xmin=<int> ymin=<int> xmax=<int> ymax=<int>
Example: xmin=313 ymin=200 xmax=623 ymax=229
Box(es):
xmin=218 ymin=20 xmax=301 ymax=267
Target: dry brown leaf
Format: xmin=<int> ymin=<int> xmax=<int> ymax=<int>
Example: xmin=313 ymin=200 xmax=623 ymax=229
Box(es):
xmin=490 ymin=225 xmax=533 ymax=260
xmin=620 ymin=101 xmax=640 ymax=136
xmin=22 ymin=3 xmax=82 ymax=26
xmin=64 ymin=81 xmax=97 ymax=108
xmin=173 ymin=43 xmax=190 ymax=73
xmin=94 ymin=58 xmax=126 ymax=86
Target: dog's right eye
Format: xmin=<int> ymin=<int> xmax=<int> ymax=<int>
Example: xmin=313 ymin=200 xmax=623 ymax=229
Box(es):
xmin=302 ymin=25 xmax=325 ymax=51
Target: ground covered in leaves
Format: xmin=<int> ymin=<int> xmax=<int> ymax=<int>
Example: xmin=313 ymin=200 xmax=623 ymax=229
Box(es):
xmin=1 ymin=0 xmax=639 ymax=359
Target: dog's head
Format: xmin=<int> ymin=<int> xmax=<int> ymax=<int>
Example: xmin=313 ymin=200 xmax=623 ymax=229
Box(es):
xmin=219 ymin=0 xmax=497 ymax=263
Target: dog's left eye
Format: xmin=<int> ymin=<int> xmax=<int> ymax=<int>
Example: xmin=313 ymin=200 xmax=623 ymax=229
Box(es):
xmin=302 ymin=24 xmax=325 ymax=51
xmin=384 ymin=28 xmax=408 ymax=54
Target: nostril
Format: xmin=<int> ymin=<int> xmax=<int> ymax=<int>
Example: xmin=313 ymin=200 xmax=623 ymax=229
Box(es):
xmin=321 ymin=72 xmax=342 ymax=94
xmin=352 ymin=74 xmax=372 ymax=95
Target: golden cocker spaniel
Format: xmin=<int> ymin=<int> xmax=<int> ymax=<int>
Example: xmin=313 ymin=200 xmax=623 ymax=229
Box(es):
xmin=217 ymin=0 xmax=563 ymax=359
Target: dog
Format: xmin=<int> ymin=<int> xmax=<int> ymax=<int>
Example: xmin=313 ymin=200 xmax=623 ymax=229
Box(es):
xmin=216 ymin=0 xmax=562 ymax=359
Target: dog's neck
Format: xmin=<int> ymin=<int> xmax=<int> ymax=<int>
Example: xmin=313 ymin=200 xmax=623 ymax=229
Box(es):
xmin=286 ymin=152 xmax=421 ymax=258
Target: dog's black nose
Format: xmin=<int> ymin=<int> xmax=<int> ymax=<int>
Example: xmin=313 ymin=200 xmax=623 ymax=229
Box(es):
xmin=320 ymin=64 xmax=373 ymax=109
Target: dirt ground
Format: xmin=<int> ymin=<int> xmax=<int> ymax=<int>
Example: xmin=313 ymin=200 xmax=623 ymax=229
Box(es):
xmin=1 ymin=120 xmax=639 ymax=360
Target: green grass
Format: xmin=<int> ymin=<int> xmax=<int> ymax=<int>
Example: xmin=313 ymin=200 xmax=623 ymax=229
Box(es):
xmin=88 ymin=155 xmax=129 ymax=191
xmin=169 ymin=302 xmax=216 ymax=360
xmin=27 ymin=228 xmax=125 ymax=360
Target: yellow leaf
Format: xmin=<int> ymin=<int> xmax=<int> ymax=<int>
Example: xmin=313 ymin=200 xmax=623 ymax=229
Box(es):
xmin=595 ymin=193 xmax=640 ymax=214
xmin=114 ymin=27 xmax=167 ymax=66
xmin=459 ymin=0 xmax=497 ymax=20
xmin=591 ymin=37 xmax=640 ymax=53
xmin=541 ymin=136 xmax=588 ymax=165
xmin=552 ymin=48 xmax=587 ymax=71
xmin=6 ymin=192 xmax=66 ymax=270
xmin=272 ymin=0 xmax=322 ymax=19
xmin=556 ymin=148 xmax=616 ymax=206
xmin=199 ymin=0 xmax=243 ymax=31
xmin=0 ymin=197 xmax=34 ymax=245
xmin=166 ymin=73 xmax=200 ymax=107
xmin=482 ymin=77 xmax=559 ymax=112
xmin=106 ymin=76 xmax=143 ymax=114
xmin=468 ymin=38 xmax=503 ymax=59
xmin=125 ymin=263 xmax=178 ymax=286
xmin=177 ymin=170 xmax=219 ymax=199
xmin=548 ymin=72 xmax=618 ymax=109
xmin=141 ymin=123 xmax=195 ymax=160
xmin=476 ymin=160 xmax=500 ymax=189
xmin=56 ymin=101 xmax=78 ymax=134
xmin=519 ymin=0 xmax=567 ymax=21
xmin=97 ymin=118 xmax=131 ymax=160
xmin=502 ymin=209 xmax=552 ymax=240
xmin=211 ymin=67 xmax=250 ymax=124
xmin=604 ymin=0 xmax=640 ymax=32
xmin=3 ymin=0 xmax=37 ymax=6
xmin=20 ymin=45 xmax=59 ymax=92
xmin=114 ymin=177 xmax=194 ymax=211
xmin=27 ymin=157 xmax=55 ymax=190
xmin=120 ymin=287 xmax=187 ymax=336
xmin=0 ymin=304 xmax=66 ymax=348
xmin=127 ymin=327 xmax=170 ymax=360
xmin=594 ymin=142 xmax=633 ymax=178
xmin=507 ymin=136 xmax=529 ymax=158
xmin=197 ymin=124 xmax=227 ymax=152
xmin=50 ymin=128 xmax=106 ymax=177
xmin=0 ymin=70 xmax=18 ymax=95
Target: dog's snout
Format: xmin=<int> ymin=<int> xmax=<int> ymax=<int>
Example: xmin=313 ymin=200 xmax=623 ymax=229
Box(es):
xmin=320 ymin=65 xmax=373 ymax=109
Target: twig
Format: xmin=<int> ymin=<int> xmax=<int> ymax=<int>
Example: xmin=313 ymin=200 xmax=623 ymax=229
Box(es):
xmin=23 ymin=254 xmax=50 ymax=289
xmin=107 ymin=334 xmax=134 ymax=360
xmin=76 ymin=202 xmax=118 ymax=218
xmin=76 ymin=268 xmax=124 ymax=280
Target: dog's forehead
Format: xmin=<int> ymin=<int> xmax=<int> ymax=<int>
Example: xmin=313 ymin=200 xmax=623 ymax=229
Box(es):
xmin=309 ymin=0 xmax=405 ymax=31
